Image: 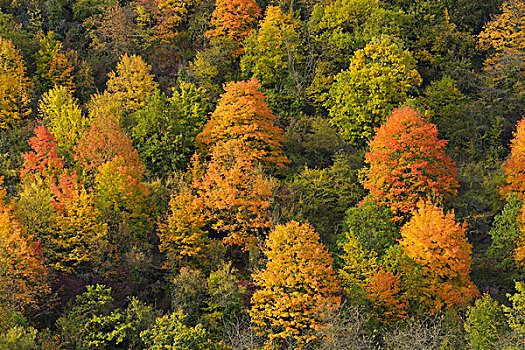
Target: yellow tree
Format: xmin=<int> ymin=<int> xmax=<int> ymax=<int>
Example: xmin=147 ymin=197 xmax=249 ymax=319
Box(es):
xmin=326 ymin=36 xmax=421 ymax=144
xmin=0 ymin=178 xmax=49 ymax=326
xmin=105 ymin=53 xmax=159 ymax=114
xmin=0 ymin=37 xmax=32 ymax=129
xmin=250 ymin=221 xmax=341 ymax=348
xmin=34 ymin=32 xmax=75 ymax=94
xmin=157 ymin=188 xmax=209 ymax=270
xmin=39 ymin=85 xmax=87 ymax=156
xmin=478 ymin=0 xmax=525 ymax=78
xmin=399 ymin=201 xmax=478 ymax=314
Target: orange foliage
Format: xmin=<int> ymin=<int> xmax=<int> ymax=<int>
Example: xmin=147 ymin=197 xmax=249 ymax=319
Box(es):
xmin=197 ymin=78 xmax=288 ymax=171
xmin=365 ymin=268 xmax=407 ymax=324
xmin=364 ymin=106 xmax=458 ymax=216
xmin=250 ymin=221 xmax=341 ymax=348
xmin=74 ymin=113 xmax=143 ymax=175
xmin=194 ymin=140 xmax=273 ymax=250
xmin=501 ymin=117 xmax=525 ymax=201
xmin=21 ymin=126 xmax=65 ymax=182
xmin=207 ymin=0 xmax=261 ymax=48
xmin=399 ymin=201 xmax=478 ymax=314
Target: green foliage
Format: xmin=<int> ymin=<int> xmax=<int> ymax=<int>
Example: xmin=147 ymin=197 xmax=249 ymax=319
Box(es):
xmin=343 ymin=198 xmax=399 ymax=256
xmin=131 ymin=82 xmax=210 ymax=175
xmin=140 ymin=310 xmax=225 ymax=350
xmin=465 ymin=293 xmax=509 ymax=350
xmin=326 ymin=36 xmax=422 ymax=144
xmin=57 ymin=285 xmax=126 ymax=350
xmin=488 ymin=193 xmax=522 ymax=271
xmin=290 ymin=152 xmax=366 ymax=245
xmin=0 ymin=326 xmax=37 ymax=350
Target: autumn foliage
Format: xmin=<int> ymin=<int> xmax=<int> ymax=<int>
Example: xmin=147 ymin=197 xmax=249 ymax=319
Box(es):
xmin=250 ymin=221 xmax=341 ymax=348
xmin=0 ymin=178 xmax=49 ymax=323
xmin=207 ymin=0 xmax=261 ymax=48
xmin=197 ymin=78 xmax=288 ymax=171
xmin=502 ymin=116 xmax=525 ymax=201
xmin=364 ymin=106 xmax=459 ymax=216
xmin=399 ymin=201 xmax=478 ymax=314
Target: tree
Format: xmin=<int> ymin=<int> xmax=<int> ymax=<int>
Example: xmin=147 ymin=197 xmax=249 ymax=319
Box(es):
xmin=0 ymin=178 xmax=49 ymax=326
xmin=39 ymin=85 xmax=87 ymax=157
xmin=338 ymin=231 xmax=378 ymax=294
xmin=195 ymin=140 xmax=274 ymax=250
xmin=364 ymin=106 xmax=459 ymax=217
xmin=207 ymin=0 xmax=261 ymax=51
xmin=502 ymin=117 xmax=525 ymax=201
xmin=157 ymin=188 xmax=209 ymax=270
xmin=399 ymin=201 xmax=478 ymax=314
xmin=0 ymin=37 xmax=32 ymax=129
xmin=196 ymin=78 xmax=288 ymax=171
xmin=465 ymin=294 xmax=510 ymax=350
xmin=140 ymin=310 xmax=224 ymax=350
xmin=74 ymin=112 xmax=143 ymax=176
xmin=106 ymin=53 xmax=159 ymax=115
xmin=250 ymin=221 xmax=341 ymax=348
xmin=478 ymin=0 xmax=525 ymax=79
xmin=326 ymin=36 xmax=422 ymax=144
xmin=34 ymin=32 xmax=75 ymax=94
xmin=241 ymin=6 xmax=303 ymax=111
xmin=365 ymin=268 xmax=407 ymax=324
xmin=131 ymin=83 xmax=210 ymax=175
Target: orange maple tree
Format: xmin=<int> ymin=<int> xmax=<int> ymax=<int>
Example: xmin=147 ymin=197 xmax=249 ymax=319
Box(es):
xmin=207 ymin=0 xmax=261 ymax=50
xmin=364 ymin=106 xmax=458 ymax=216
xmin=501 ymin=116 xmax=525 ymax=200
xmin=399 ymin=201 xmax=479 ymax=314
xmin=365 ymin=268 xmax=407 ymax=324
xmin=250 ymin=220 xmax=341 ymax=348
xmin=197 ymin=78 xmax=288 ymax=171
xmin=194 ymin=139 xmax=273 ymax=250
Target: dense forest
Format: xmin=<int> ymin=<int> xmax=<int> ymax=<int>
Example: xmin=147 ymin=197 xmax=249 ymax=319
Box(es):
xmin=0 ymin=0 xmax=525 ymax=348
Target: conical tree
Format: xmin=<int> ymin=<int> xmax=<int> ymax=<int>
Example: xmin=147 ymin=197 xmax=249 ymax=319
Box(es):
xmin=196 ymin=78 xmax=288 ymax=171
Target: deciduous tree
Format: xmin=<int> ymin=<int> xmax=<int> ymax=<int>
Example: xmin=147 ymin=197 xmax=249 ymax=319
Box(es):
xmin=501 ymin=117 xmax=525 ymax=201
xmin=364 ymin=106 xmax=459 ymax=217
xmin=0 ymin=37 xmax=32 ymax=129
xmin=197 ymin=78 xmax=288 ymax=171
xmin=326 ymin=36 xmax=421 ymax=144
xmin=250 ymin=221 xmax=340 ymax=348
xmin=399 ymin=201 xmax=478 ymax=314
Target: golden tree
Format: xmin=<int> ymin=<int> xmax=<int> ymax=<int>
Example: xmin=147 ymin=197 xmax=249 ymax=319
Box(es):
xmin=250 ymin=221 xmax=340 ymax=348
xmin=0 ymin=37 xmax=32 ymax=129
xmin=399 ymin=201 xmax=478 ymax=314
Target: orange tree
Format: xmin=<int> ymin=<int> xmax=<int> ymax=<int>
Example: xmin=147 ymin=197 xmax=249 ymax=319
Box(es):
xmin=399 ymin=201 xmax=479 ymax=314
xmin=206 ymin=0 xmax=261 ymax=52
xmin=196 ymin=78 xmax=288 ymax=172
xmin=364 ymin=106 xmax=459 ymax=217
xmin=501 ymin=116 xmax=525 ymax=201
xmin=250 ymin=221 xmax=340 ymax=348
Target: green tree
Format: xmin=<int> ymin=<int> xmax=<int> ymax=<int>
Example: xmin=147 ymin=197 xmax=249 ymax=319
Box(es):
xmin=326 ymin=36 xmax=421 ymax=144
xmin=140 ymin=310 xmax=224 ymax=350
xmin=465 ymin=294 xmax=510 ymax=350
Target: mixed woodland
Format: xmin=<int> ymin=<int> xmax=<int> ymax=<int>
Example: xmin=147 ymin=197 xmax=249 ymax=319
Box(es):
xmin=1 ymin=0 xmax=525 ymax=348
